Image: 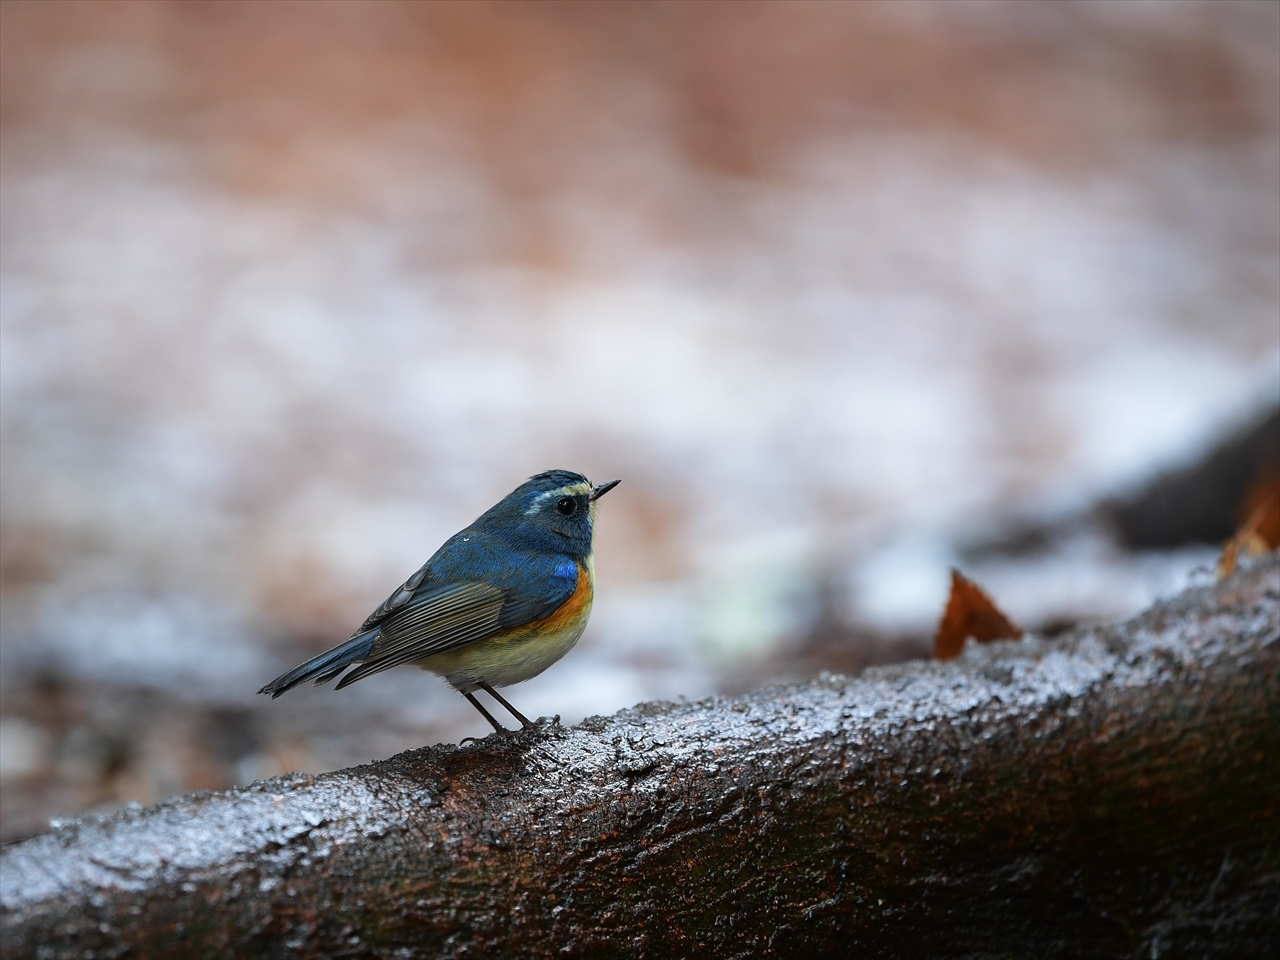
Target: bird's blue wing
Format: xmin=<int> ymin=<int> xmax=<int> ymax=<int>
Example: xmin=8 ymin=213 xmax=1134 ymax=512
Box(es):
xmin=332 ymin=540 xmax=580 ymax=688
xmin=351 ymin=561 xmax=432 ymax=635
xmin=421 ymin=534 xmax=581 ymax=629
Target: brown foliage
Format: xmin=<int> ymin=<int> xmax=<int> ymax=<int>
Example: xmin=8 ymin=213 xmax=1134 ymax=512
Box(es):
xmin=1218 ymin=464 xmax=1280 ymax=578
xmin=933 ymin=568 xmax=1021 ymax=660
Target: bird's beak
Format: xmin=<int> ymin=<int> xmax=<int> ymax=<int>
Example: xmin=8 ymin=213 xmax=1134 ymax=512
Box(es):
xmin=590 ymin=479 xmax=621 ymax=501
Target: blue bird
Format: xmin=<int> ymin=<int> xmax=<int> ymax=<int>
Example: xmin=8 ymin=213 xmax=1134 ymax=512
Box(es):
xmin=258 ymin=471 xmax=620 ymax=732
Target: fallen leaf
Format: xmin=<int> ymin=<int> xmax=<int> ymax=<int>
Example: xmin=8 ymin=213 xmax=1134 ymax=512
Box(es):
xmin=934 ymin=569 xmax=1022 ymax=661
xmin=1218 ymin=466 xmax=1280 ymax=579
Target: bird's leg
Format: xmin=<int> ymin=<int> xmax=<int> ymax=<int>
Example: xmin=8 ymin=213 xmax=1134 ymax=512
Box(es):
xmin=462 ymin=691 xmax=508 ymax=734
xmin=478 ymin=682 xmax=535 ymax=729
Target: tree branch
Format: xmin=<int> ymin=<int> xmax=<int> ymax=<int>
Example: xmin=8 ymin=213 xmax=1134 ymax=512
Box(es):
xmin=3 ymin=558 xmax=1278 ymax=959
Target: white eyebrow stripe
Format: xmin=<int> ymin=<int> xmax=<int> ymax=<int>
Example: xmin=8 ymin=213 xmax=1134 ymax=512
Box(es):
xmin=524 ymin=482 xmax=592 ymax=514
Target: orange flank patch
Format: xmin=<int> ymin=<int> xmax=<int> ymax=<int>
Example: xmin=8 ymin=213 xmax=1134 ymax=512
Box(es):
xmin=933 ymin=569 xmax=1022 ymax=661
xmin=526 ymin=562 xmax=593 ymax=635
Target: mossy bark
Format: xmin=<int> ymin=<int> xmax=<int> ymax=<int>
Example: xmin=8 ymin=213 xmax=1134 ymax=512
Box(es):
xmin=3 ymin=559 xmax=1278 ymax=959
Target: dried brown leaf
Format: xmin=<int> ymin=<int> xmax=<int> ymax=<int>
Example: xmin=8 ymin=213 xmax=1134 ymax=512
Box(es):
xmin=934 ymin=569 xmax=1022 ymax=661
xmin=1218 ymin=469 xmax=1280 ymax=579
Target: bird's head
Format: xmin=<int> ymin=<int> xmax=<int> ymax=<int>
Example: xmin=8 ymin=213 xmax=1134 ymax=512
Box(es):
xmin=476 ymin=470 xmax=620 ymax=555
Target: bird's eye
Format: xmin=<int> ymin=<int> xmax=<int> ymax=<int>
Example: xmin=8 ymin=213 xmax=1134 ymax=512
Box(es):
xmin=556 ymin=497 xmax=577 ymax=516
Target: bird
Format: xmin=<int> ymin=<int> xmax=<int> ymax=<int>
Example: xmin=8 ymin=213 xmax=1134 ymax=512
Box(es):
xmin=258 ymin=470 xmax=620 ymax=733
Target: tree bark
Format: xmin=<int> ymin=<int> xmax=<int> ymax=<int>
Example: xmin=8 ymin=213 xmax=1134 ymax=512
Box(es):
xmin=2 ymin=558 xmax=1278 ymax=959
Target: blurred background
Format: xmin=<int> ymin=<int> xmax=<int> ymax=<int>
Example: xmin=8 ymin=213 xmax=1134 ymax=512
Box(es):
xmin=1 ymin=0 xmax=1277 ymax=841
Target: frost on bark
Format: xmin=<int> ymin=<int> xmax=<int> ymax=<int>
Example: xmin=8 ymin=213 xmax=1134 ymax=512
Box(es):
xmin=2 ymin=558 xmax=1278 ymax=959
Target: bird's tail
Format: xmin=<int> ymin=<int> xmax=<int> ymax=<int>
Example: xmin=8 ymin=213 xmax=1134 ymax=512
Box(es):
xmin=257 ymin=628 xmax=379 ymax=699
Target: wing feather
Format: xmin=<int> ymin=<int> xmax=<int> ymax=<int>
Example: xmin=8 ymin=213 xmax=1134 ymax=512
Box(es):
xmin=330 ymin=552 xmax=582 ymax=689
xmin=334 ymin=581 xmax=506 ymax=687
xmin=353 ymin=563 xmax=431 ymax=636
